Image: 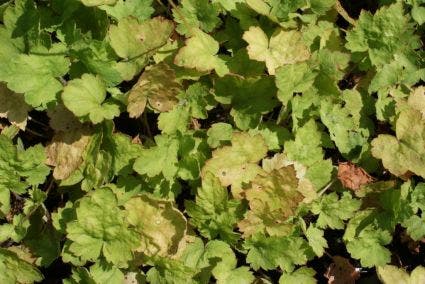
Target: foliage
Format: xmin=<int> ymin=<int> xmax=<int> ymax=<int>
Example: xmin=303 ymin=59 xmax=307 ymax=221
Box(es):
xmin=0 ymin=0 xmax=424 ymax=283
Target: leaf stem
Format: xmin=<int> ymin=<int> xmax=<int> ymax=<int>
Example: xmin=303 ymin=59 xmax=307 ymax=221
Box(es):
xmin=334 ymin=0 xmax=356 ymax=26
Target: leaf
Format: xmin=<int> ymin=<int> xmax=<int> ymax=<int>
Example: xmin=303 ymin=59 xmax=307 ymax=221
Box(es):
xmin=311 ymin=192 xmax=361 ymax=230
xmin=206 ymin=123 xmax=233 ymax=148
xmin=0 ymin=248 xmax=43 ymax=284
xmin=343 ymin=210 xmax=392 ymax=268
xmin=185 ymin=173 xmax=243 ymax=244
xmin=127 ymin=62 xmax=182 ymax=118
xmin=124 ymin=194 xmax=187 ymax=257
xmin=371 ymin=105 xmax=425 ymax=178
xmin=0 ymin=83 xmax=30 ymax=130
xmin=202 ymin=132 xmax=267 ymax=189
xmin=243 ymin=26 xmax=310 ymax=75
xmin=108 ymin=16 xmax=173 ymax=60
xmin=80 ymin=0 xmax=117 ymax=6
xmin=377 ymin=265 xmax=425 ymax=284
xmin=345 ymin=2 xmax=420 ymax=67
xmin=284 ymin=119 xmax=333 ymax=190
xmin=244 ymin=234 xmax=312 ymax=272
xmin=403 ymin=215 xmax=425 ymax=241
xmin=65 ymin=187 xmax=139 ymax=267
xmin=305 ymin=226 xmax=328 ymax=257
xmin=0 ymin=135 xmax=50 ymax=195
xmin=238 ymin=164 xmax=304 ymax=237
xmin=177 ymin=82 xmax=216 ymax=120
xmin=173 ymin=0 xmax=221 ymax=35
xmin=99 ymin=0 xmax=154 ymax=22
xmin=174 ymin=29 xmax=229 ymax=77
xmin=337 ymin=162 xmax=374 ymax=191
xmin=133 ymin=134 xmax=179 ymax=180
xmin=46 ymin=126 xmax=92 ymax=180
xmin=1 ymin=44 xmax=70 ymax=108
xmin=214 ymin=76 xmax=278 ymax=130
xmin=62 ymin=74 xmax=120 ymax=124
xmin=279 ymin=267 xmax=316 ymax=284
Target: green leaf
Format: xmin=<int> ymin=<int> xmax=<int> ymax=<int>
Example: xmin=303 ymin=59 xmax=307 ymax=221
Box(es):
xmin=403 ymin=215 xmax=425 ymax=241
xmin=186 ymin=173 xmax=243 ymax=243
xmin=214 ymin=76 xmax=278 ymax=130
xmin=279 ymin=267 xmax=316 ymax=284
xmin=90 ymin=260 xmax=124 ymax=284
xmin=0 ymin=248 xmax=43 ymax=284
xmin=377 ymin=265 xmax=425 ymax=284
xmin=80 ymin=0 xmax=117 ymax=7
xmin=311 ymin=192 xmax=361 ymax=230
xmin=0 ymin=83 xmax=30 ymax=129
xmin=177 ymin=82 xmax=216 ymax=119
xmin=305 ymin=226 xmax=328 ymax=257
xmin=345 ymin=2 xmax=420 ymax=67
xmin=99 ymin=0 xmax=154 ymax=22
xmin=63 ymin=74 xmax=120 ymax=124
xmin=174 ymin=29 xmax=229 ymax=77
xmin=245 ymin=234 xmax=312 ymax=272
xmin=1 ymin=44 xmax=70 ymax=108
xmin=0 ymin=135 xmax=50 ymax=195
xmin=173 ymin=0 xmax=221 ymax=35
xmin=243 ymin=26 xmax=310 ymax=75
xmin=65 ymin=187 xmax=139 ymax=267
xmin=133 ymin=134 xmax=179 ymax=180
xmin=206 ymin=123 xmax=233 ymax=148
xmin=343 ymin=210 xmax=392 ymax=267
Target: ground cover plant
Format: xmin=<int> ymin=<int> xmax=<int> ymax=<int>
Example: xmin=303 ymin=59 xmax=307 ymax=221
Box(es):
xmin=0 ymin=0 xmax=425 ymax=283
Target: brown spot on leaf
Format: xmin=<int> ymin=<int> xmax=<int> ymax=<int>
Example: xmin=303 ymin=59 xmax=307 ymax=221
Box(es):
xmin=338 ymin=162 xmax=374 ymax=191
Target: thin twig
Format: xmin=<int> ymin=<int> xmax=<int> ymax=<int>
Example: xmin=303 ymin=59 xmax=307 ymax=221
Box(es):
xmin=142 ymin=111 xmax=152 ymax=138
xmin=334 ymin=0 xmax=356 ymax=26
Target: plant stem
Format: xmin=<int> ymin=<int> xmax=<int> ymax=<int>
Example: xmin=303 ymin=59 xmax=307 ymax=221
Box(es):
xmin=334 ymin=0 xmax=356 ymax=26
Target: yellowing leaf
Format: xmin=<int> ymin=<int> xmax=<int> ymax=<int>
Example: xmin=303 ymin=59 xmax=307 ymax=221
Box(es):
xmin=0 ymin=83 xmax=30 ymax=130
xmin=238 ymin=165 xmax=304 ymax=237
xmin=108 ymin=16 xmax=174 ymax=60
xmin=124 ymin=194 xmax=187 ymax=257
xmin=46 ymin=127 xmax=93 ymax=180
xmin=371 ymin=105 xmax=425 ymax=178
xmin=127 ymin=62 xmax=182 ymax=118
xmin=201 ymin=132 xmax=267 ymax=191
xmin=243 ymin=26 xmax=310 ymax=75
xmin=174 ymin=30 xmax=229 ymax=77
xmin=377 ymin=265 xmax=425 ymax=284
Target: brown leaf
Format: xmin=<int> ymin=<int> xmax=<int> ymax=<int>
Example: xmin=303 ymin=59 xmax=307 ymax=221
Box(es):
xmin=338 ymin=162 xmax=374 ymax=191
xmin=324 ymin=256 xmax=360 ymax=284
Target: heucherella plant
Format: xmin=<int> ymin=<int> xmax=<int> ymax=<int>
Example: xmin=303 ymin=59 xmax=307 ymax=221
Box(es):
xmin=0 ymin=0 xmax=424 ymax=283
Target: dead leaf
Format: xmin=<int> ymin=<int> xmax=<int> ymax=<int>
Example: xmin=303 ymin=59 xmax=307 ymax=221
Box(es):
xmin=324 ymin=256 xmax=360 ymax=284
xmin=0 ymin=83 xmax=31 ymax=130
xmin=338 ymin=162 xmax=374 ymax=191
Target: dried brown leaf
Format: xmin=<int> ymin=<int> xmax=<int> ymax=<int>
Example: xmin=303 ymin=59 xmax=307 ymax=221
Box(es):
xmin=338 ymin=162 xmax=374 ymax=191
